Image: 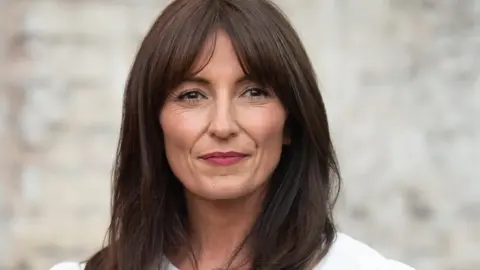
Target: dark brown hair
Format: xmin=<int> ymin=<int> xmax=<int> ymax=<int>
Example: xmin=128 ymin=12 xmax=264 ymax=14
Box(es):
xmin=85 ymin=0 xmax=341 ymax=269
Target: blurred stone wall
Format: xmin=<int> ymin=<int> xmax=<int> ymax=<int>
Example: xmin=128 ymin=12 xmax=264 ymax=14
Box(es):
xmin=0 ymin=0 xmax=478 ymax=270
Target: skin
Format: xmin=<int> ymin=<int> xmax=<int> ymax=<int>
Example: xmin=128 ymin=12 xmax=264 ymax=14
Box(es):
xmin=160 ymin=30 xmax=288 ymax=269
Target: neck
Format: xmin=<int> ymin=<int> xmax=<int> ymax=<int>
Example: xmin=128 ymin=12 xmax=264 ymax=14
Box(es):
xmin=180 ymin=190 xmax=265 ymax=269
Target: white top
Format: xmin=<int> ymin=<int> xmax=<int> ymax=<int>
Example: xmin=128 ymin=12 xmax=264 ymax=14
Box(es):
xmin=49 ymin=233 xmax=415 ymax=270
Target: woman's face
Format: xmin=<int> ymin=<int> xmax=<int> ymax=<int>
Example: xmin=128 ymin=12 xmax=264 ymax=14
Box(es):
xmin=160 ymin=30 xmax=288 ymax=200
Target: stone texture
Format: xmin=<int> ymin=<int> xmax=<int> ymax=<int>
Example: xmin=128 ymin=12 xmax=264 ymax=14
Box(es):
xmin=0 ymin=0 xmax=478 ymax=270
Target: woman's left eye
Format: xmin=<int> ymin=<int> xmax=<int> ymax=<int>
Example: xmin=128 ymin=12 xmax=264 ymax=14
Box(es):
xmin=242 ymin=88 xmax=270 ymax=98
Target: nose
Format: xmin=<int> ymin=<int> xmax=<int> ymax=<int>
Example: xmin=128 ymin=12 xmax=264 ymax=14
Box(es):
xmin=207 ymin=99 xmax=239 ymax=140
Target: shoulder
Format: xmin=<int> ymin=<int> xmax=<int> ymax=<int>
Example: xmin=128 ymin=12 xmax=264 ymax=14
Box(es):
xmin=49 ymin=262 xmax=85 ymax=270
xmin=314 ymin=233 xmax=415 ymax=270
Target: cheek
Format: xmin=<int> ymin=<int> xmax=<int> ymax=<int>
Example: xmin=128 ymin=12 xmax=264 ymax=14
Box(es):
xmin=160 ymin=107 xmax=206 ymax=154
xmin=238 ymin=103 xmax=287 ymax=143
xmin=239 ymin=104 xmax=286 ymax=184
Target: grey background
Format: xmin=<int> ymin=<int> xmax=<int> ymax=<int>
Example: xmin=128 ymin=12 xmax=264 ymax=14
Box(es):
xmin=0 ymin=0 xmax=478 ymax=269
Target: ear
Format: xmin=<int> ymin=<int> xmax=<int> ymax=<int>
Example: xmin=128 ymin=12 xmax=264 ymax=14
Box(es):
xmin=283 ymin=136 xmax=291 ymax=145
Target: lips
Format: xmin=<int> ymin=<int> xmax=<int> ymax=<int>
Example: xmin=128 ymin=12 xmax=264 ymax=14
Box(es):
xmin=199 ymin=151 xmax=248 ymax=165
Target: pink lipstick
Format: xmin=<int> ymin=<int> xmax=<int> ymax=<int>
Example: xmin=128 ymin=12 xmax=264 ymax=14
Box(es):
xmin=200 ymin=151 xmax=248 ymax=165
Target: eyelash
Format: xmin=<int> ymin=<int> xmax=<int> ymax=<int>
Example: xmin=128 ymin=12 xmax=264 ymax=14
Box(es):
xmin=175 ymin=87 xmax=271 ymax=102
xmin=176 ymin=90 xmax=207 ymax=101
xmin=242 ymin=87 xmax=271 ymax=99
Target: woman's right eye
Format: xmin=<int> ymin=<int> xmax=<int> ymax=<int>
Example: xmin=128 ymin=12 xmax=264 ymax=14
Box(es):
xmin=177 ymin=90 xmax=207 ymax=101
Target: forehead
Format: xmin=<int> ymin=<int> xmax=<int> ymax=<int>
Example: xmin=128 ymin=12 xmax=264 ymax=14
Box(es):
xmin=189 ymin=30 xmax=246 ymax=79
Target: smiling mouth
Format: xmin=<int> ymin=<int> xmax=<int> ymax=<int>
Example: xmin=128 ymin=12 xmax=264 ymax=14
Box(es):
xmin=199 ymin=151 xmax=249 ymax=166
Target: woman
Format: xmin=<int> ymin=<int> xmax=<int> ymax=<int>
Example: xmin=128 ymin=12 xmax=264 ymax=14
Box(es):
xmin=51 ymin=0 xmax=415 ymax=269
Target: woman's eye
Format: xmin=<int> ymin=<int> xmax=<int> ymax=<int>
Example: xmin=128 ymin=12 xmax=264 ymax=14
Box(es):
xmin=177 ymin=90 xmax=206 ymax=101
xmin=242 ymin=88 xmax=270 ymax=99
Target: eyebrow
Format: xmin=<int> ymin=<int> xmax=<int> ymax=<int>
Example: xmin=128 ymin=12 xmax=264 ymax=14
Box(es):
xmin=183 ymin=74 xmax=253 ymax=86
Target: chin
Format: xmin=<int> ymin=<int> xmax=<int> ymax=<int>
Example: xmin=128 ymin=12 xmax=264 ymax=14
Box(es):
xmin=188 ymin=180 xmax=265 ymax=201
